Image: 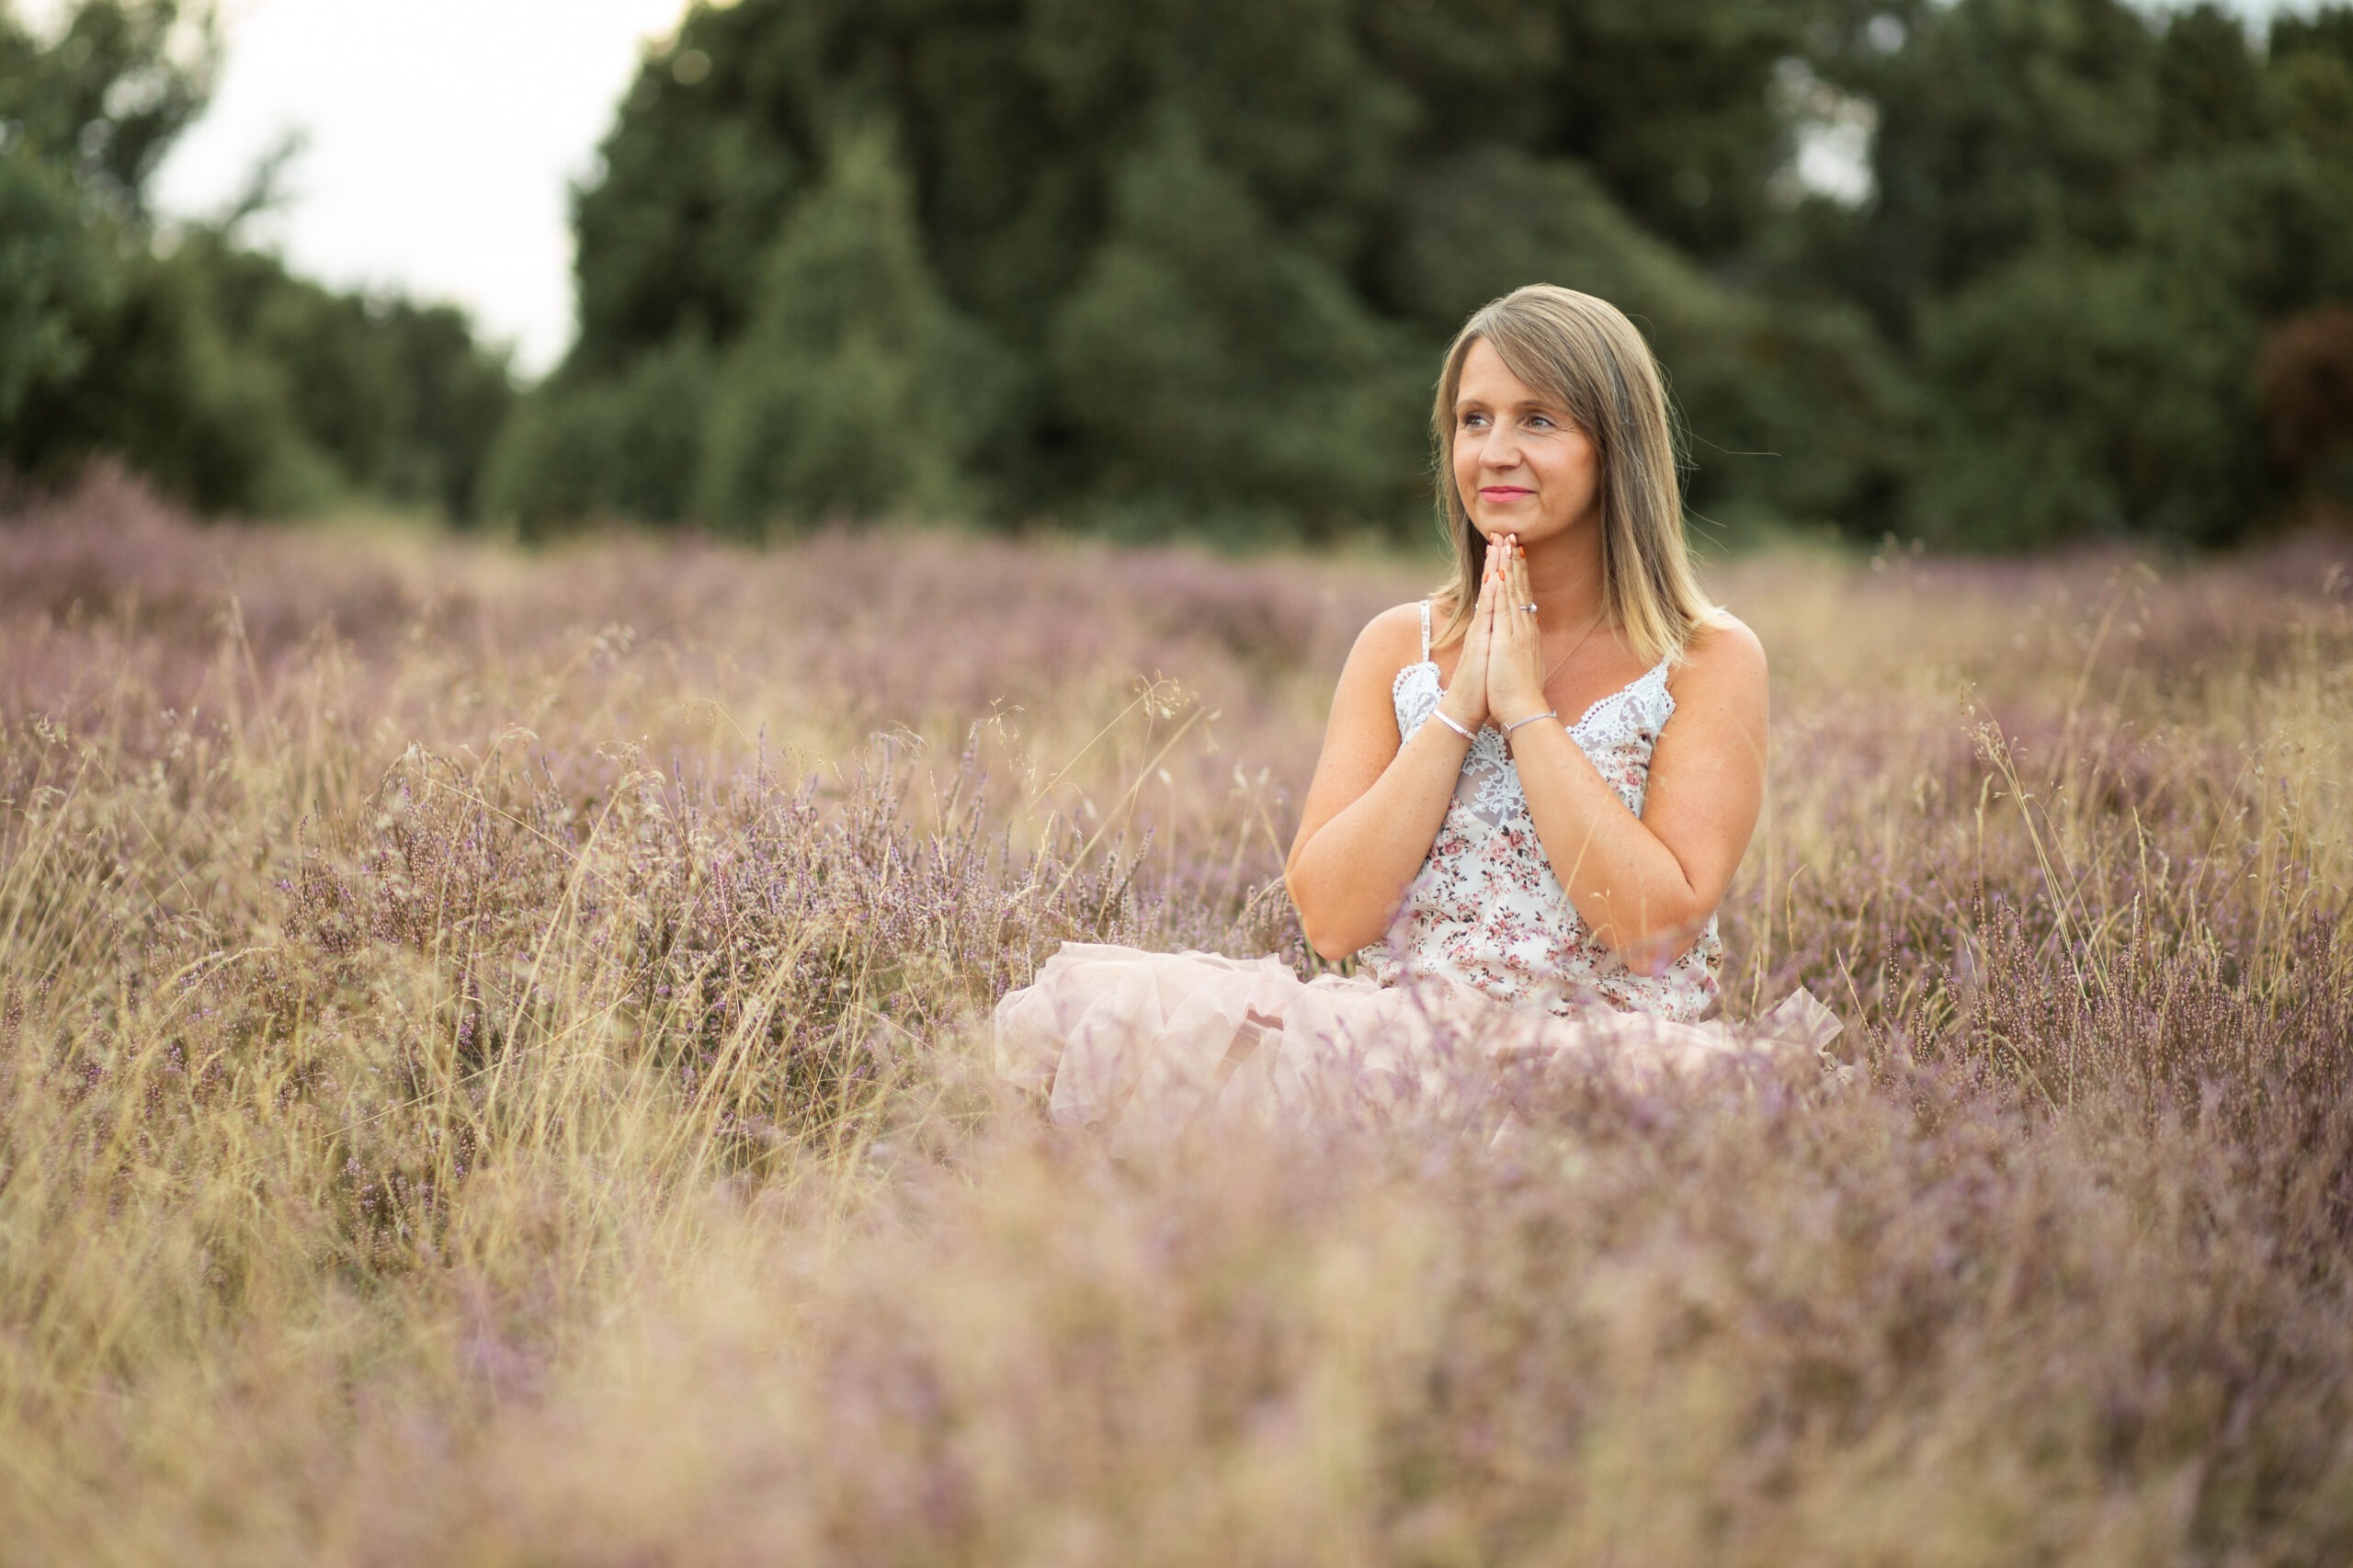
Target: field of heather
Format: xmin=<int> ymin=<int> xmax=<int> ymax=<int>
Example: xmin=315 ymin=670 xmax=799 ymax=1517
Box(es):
xmin=4 ymin=472 xmax=2352 ymax=1564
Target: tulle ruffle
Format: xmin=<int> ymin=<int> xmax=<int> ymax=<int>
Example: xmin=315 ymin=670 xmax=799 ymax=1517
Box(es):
xmin=995 ymin=941 xmax=1843 ymax=1146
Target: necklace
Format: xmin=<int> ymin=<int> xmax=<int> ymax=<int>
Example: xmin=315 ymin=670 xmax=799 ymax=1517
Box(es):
xmin=1538 ymin=601 xmax=1610 ymax=691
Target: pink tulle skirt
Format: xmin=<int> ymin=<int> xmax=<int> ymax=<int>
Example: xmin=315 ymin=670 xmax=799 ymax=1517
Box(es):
xmin=995 ymin=942 xmax=1843 ymax=1146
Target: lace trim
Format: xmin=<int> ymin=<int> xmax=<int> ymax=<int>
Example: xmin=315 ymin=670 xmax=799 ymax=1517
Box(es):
xmin=1392 ymin=661 xmax=1439 ymax=744
xmin=1392 ymin=658 xmax=1672 ymax=760
xmin=1569 ymin=659 xmax=1673 ymax=756
xmin=1372 ymin=644 xmax=1718 ymax=1022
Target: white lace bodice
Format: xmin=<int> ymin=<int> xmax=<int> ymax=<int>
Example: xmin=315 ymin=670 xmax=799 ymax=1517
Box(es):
xmin=1362 ymin=600 xmax=1722 ymax=1021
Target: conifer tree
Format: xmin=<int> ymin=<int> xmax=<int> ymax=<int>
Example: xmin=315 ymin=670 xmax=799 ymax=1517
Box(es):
xmin=696 ymin=124 xmax=1014 ymax=530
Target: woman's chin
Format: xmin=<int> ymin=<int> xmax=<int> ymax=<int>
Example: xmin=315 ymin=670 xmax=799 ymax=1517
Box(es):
xmin=1481 ymin=517 xmax=1556 ymax=546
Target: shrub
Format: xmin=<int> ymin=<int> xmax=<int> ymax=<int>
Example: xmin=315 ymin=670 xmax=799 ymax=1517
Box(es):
xmin=695 ymin=124 xmax=1016 ymax=532
xmin=477 ymin=336 xmax=716 ymax=533
xmin=2259 ymin=303 xmax=2353 ymax=506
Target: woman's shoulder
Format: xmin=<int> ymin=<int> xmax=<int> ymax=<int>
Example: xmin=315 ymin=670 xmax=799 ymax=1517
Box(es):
xmin=1347 ymin=600 xmax=1435 ymax=668
xmin=1665 ymin=608 xmax=1768 ymax=703
xmin=1326 ymin=601 xmax=1436 ymax=710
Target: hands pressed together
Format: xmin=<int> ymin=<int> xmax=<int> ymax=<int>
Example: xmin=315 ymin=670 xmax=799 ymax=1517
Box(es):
xmin=1435 ymin=533 xmax=1563 ymax=737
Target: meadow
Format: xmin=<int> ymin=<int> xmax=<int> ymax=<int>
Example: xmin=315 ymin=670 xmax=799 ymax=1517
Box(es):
xmin=4 ymin=471 xmax=2351 ymax=1565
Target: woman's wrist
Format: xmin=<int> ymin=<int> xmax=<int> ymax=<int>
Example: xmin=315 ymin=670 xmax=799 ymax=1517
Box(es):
xmin=1435 ymin=687 xmax=1484 ymax=732
xmin=1495 ymin=702 xmax=1556 ymax=732
xmin=1425 ymin=708 xmax=1478 ymax=743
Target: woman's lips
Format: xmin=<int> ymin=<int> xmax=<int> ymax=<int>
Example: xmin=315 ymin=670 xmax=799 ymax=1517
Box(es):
xmin=1480 ymin=486 xmax=1533 ymax=501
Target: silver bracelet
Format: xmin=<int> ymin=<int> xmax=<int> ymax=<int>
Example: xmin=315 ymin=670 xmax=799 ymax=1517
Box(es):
xmin=1427 ymin=710 xmax=1476 ymax=742
xmin=1502 ymin=709 xmax=1559 ymax=734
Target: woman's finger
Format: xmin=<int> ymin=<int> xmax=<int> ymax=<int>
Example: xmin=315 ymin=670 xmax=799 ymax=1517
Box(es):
xmin=1500 ymin=539 xmax=1522 ymax=638
xmin=1466 ymin=556 xmax=1486 ymax=653
xmin=1484 ymin=553 xmax=1502 ymax=654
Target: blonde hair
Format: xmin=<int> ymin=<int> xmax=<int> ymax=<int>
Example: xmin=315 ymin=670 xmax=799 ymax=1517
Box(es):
xmin=1427 ymin=285 xmax=1716 ymax=665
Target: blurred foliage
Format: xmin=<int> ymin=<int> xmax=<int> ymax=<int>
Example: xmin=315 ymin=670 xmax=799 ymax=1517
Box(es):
xmin=2259 ymin=304 xmax=2353 ymax=504
xmin=0 ymin=0 xmax=512 ymax=519
xmin=488 ymin=0 xmax=2353 ymax=547
xmin=520 ymin=0 xmax=1892 ymax=539
xmin=9 ymin=0 xmax=2353 ymax=548
xmin=478 ymin=335 xmax=713 ymax=533
xmin=1804 ymin=0 xmax=2353 ymax=543
xmin=696 ymin=122 xmax=1017 ymax=531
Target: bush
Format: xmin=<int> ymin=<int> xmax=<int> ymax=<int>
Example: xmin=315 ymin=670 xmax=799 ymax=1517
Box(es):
xmin=2259 ymin=304 xmax=2353 ymax=506
xmin=12 ymin=243 xmax=344 ymax=516
xmin=476 ymin=336 xmax=716 ymax=535
xmin=0 ymin=153 xmax=112 ymax=431
xmin=695 ymin=125 xmax=1017 ymax=532
xmin=1911 ymin=245 xmax=2258 ymax=548
xmin=1045 ymin=113 xmax=1426 ymax=535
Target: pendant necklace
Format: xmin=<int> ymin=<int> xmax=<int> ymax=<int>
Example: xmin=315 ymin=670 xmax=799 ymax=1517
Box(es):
xmin=1538 ymin=598 xmax=1610 ymax=691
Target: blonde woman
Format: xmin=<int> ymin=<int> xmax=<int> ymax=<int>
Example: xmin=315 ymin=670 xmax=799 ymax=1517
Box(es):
xmin=997 ymin=285 xmax=1837 ymax=1139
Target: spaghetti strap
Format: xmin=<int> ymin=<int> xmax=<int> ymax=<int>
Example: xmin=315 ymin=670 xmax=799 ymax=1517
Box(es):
xmin=1418 ymin=599 xmax=1430 ymax=663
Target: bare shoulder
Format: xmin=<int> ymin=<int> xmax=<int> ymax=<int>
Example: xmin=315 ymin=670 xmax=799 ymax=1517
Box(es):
xmin=1668 ymin=609 xmax=1768 ymax=706
xmin=1341 ymin=600 xmax=1432 ymax=680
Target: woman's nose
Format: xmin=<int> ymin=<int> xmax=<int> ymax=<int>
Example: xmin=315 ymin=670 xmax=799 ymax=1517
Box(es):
xmin=1482 ymin=427 xmax=1524 ymax=469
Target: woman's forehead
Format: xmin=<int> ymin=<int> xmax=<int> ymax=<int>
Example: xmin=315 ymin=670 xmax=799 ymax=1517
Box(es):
xmin=1455 ymin=338 xmax=1560 ymax=407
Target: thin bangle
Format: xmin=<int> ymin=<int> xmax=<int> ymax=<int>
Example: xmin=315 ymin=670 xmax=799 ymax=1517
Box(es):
xmin=1427 ymin=710 xmax=1476 ymax=742
xmin=1502 ymin=709 xmax=1559 ymax=734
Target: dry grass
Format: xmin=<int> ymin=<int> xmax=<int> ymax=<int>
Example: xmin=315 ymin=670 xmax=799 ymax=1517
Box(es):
xmin=4 ymin=471 xmax=2352 ymax=1564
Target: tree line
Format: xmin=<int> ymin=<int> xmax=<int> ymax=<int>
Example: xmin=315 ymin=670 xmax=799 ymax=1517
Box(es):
xmin=7 ymin=0 xmax=2353 ymax=549
xmin=1 ymin=2 xmax=511 ymax=520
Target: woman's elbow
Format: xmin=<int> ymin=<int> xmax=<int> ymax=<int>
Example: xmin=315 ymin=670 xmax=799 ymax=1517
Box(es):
xmin=1290 ymin=895 xmax=1359 ymax=963
xmin=1287 ymin=878 xmax=1371 ymax=962
xmin=1589 ymin=898 xmax=1712 ymax=972
xmin=1303 ymin=921 xmax=1364 ymax=963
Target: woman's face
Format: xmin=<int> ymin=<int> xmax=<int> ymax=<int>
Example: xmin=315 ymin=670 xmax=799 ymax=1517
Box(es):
xmin=1450 ymin=336 xmax=1601 ymax=550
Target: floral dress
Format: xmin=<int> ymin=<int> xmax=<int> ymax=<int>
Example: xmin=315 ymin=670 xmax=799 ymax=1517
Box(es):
xmin=1364 ymin=599 xmax=1722 ymax=1022
xmin=994 ymin=601 xmax=1814 ymax=1139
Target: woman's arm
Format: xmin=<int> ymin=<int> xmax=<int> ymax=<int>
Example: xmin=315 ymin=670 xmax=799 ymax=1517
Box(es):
xmin=1489 ymin=551 xmax=1768 ymax=969
xmin=1284 ymin=583 xmax=1499 ymax=960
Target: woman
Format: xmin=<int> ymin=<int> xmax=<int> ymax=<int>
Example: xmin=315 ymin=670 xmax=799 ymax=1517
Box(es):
xmin=997 ymin=285 xmax=1836 ymax=1142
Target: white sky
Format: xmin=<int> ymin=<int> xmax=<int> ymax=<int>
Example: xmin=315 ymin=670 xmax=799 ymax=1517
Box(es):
xmin=151 ymin=0 xmax=696 ymax=376
xmin=113 ymin=0 xmax=2324 ymax=381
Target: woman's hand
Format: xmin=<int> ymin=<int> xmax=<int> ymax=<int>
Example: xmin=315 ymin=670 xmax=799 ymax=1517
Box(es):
xmin=1438 ymin=546 xmax=1500 ymax=732
xmin=1485 ymin=535 xmax=1552 ymax=726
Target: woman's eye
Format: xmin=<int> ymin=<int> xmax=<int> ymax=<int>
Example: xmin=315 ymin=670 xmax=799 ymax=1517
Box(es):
xmin=1527 ymin=415 xmax=1555 ymax=429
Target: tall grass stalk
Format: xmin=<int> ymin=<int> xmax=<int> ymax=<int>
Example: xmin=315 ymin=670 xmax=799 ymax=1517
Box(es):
xmin=3 ymin=476 xmax=2350 ymax=1562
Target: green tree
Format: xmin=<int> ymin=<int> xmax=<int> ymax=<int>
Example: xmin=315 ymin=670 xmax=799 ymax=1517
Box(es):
xmin=1913 ymin=247 xmax=2255 ymax=547
xmin=477 ymin=335 xmax=714 ymax=535
xmin=3 ymin=1 xmax=512 ymax=519
xmin=0 ymin=152 xmax=112 ymax=431
xmin=535 ymin=0 xmax=2353 ymax=549
xmin=1045 ymin=112 xmax=1422 ymax=535
xmin=696 ymin=124 xmax=1015 ymax=530
xmin=1813 ymin=0 xmax=2162 ymax=340
xmin=550 ymin=0 xmax=1926 ymax=538
xmin=0 ymin=0 xmax=215 ymax=220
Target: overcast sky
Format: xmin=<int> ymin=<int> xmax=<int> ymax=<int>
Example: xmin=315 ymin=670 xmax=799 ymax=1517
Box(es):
xmin=150 ymin=0 xmax=694 ymax=376
xmin=138 ymin=0 xmax=2323 ymax=380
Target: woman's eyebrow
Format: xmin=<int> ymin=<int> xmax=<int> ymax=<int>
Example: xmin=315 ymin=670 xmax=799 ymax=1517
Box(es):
xmin=1456 ymin=395 xmax=1559 ymax=415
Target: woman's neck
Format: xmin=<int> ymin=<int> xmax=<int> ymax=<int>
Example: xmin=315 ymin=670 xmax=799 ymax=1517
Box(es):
xmin=1515 ymin=518 xmax=1608 ymax=629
